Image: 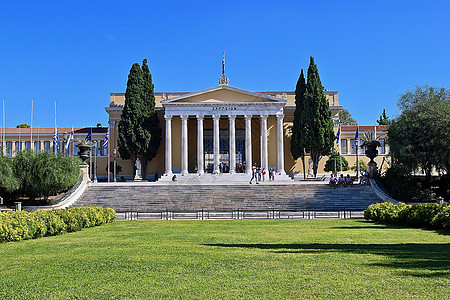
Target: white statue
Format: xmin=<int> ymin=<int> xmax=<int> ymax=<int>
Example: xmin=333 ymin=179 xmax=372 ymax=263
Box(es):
xmin=135 ymin=158 xmax=142 ymax=178
xmin=308 ymin=158 xmax=314 ymax=177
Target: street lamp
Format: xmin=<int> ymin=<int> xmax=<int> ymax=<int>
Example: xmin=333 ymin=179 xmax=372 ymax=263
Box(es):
xmin=93 ymin=141 xmax=98 ymax=182
xmin=113 ymin=148 xmax=117 ymax=182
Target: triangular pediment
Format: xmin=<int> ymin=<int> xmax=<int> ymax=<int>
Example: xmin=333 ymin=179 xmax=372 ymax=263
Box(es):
xmin=161 ymin=85 xmax=286 ymax=104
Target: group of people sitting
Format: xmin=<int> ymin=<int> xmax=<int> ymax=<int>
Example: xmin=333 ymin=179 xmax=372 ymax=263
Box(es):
xmin=329 ymin=169 xmax=370 ymax=188
xmin=329 ymin=174 xmax=353 ymax=188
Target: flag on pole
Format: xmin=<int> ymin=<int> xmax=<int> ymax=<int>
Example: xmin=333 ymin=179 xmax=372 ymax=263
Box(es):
xmin=85 ymin=127 xmax=92 ymax=143
xmin=336 ymin=125 xmax=341 ymax=148
xmin=222 ymin=51 xmax=225 ymax=75
xmin=65 ymin=127 xmax=74 ymax=150
xmin=53 ymin=127 xmax=60 ymax=150
xmin=103 ymin=127 xmax=109 ymax=149
xmin=355 ymin=125 xmax=359 ymax=141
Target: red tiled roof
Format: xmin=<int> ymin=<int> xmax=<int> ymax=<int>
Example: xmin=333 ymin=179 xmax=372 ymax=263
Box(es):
xmin=341 ymin=125 xmax=389 ymax=132
xmin=2 ymin=127 xmax=107 ymax=134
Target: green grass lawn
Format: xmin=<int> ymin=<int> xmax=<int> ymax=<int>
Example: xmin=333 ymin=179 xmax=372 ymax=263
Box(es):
xmin=0 ymin=219 xmax=448 ymax=299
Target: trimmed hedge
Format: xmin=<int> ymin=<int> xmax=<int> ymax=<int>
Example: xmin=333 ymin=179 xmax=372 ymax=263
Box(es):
xmin=0 ymin=206 xmax=116 ymax=243
xmin=364 ymin=202 xmax=450 ymax=230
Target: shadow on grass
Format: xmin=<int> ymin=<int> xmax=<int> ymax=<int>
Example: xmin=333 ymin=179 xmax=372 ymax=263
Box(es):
xmin=203 ymin=242 xmax=450 ymax=278
xmin=335 ymin=220 xmax=450 ymax=236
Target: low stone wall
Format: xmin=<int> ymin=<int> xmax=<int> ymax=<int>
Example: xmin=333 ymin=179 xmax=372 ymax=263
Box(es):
xmin=369 ymin=179 xmax=398 ymax=204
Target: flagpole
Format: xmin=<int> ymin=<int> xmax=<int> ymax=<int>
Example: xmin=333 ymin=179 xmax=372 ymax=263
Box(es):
xmin=1 ymin=100 xmax=3 ymax=155
xmin=38 ymin=126 xmax=40 ymax=153
xmin=30 ymin=100 xmax=33 ymax=151
xmin=356 ymin=124 xmax=360 ymax=181
xmin=2 ymin=101 xmax=5 ymax=155
xmin=54 ymin=102 xmax=57 ymax=155
xmin=107 ymin=125 xmax=110 ymax=183
xmin=374 ymin=124 xmax=377 ymax=166
xmin=89 ymin=126 xmax=92 ymax=180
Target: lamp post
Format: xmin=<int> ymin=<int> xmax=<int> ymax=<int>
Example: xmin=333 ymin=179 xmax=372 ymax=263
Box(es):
xmin=113 ymin=148 xmax=117 ymax=182
xmin=93 ymin=141 xmax=98 ymax=182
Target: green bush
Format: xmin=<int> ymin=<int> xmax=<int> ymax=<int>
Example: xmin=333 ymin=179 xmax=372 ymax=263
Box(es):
xmin=0 ymin=150 xmax=81 ymax=202
xmin=0 ymin=206 xmax=116 ymax=243
xmin=324 ymin=152 xmax=349 ymax=173
xmin=364 ymin=202 xmax=449 ymax=230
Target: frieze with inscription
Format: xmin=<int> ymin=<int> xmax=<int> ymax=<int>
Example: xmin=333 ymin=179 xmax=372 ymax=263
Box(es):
xmin=212 ymin=106 xmax=237 ymax=111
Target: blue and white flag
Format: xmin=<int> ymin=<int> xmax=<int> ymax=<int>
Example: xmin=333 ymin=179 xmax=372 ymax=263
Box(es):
xmin=85 ymin=127 xmax=92 ymax=143
xmin=53 ymin=127 xmax=60 ymax=150
xmin=355 ymin=125 xmax=359 ymax=141
xmin=65 ymin=127 xmax=74 ymax=150
xmin=336 ymin=125 xmax=341 ymax=148
xmin=103 ymin=128 xmax=109 ymax=149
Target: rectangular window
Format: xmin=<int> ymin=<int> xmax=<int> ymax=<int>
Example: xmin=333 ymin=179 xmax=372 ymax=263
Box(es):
xmin=6 ymin=142 xmax=13 ymax=157
xmin=340 ymin=139 xmax=347 ymax=154
xmin=15 ymin=141 xmax=21 ymax=152
xmin=25 ymin=141 xmax=31 ymax=150
xmin=379 ymin=139 xmax=385 ymax=154
xmin=34 ymin=141 xmax=40 ymax=153
xmin=44 ymin=141 xmax=51 ymax=152
xmin=100 ymin=143 xmax=107 ymax=156
xmin=350 ymin=139 xmax=357 ymax=154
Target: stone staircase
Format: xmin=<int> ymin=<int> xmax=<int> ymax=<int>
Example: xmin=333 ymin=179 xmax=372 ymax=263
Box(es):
xmin=73 ymin=183 xmax=381 ymax=212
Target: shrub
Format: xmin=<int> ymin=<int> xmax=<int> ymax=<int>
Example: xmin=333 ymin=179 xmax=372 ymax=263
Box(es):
xmin=0 ymin=206 xmax=116 ymax=243
xmin=365 ymin=202 xmax=449 ymax=230
xmin=324 ymin=152 xmax=349 ymax=173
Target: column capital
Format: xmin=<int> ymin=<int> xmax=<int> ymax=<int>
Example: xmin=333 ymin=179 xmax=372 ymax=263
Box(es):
xmin=164 ymin=115 xmax=173 ymax=121
xmin=260 ymin=114 xmax=268 ymax=121
xmin=228 ymin=115 xmax=236 ymax=121
xmin=196 ymin=115 xmax=204 ymax=121
xmin=180 ymin=115 xmax=189 ymax=121
xmin=244 ymin=115 xmax=252 ymax=121
xmin=212 ymin=114 xmax=221 ymax=121
xmin=276 ymin=113 xmax=285 ymax=121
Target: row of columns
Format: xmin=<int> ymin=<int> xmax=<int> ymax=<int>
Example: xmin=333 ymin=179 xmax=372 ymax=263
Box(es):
xmin=164 ymin=114 xmax=286 ymax=176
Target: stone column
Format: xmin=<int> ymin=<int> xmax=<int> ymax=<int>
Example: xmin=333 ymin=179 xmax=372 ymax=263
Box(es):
xmin=11 ymin=141 xmax=15 ymax=157
xmin=228 ymin=115 xmax=236 ymax=174
xmin=276 ymin=114 xmax=286 ymax=175
xmin=164 ymin=115 xmax=173 ymax=175
xmin=244 ymin=115 xmax=252 ymax=174
xmin=181 ymin=115 xmax=189 ymax=175
xmin=260 ymin=115 xmax=268 ymax=171
xmin=212 ymin=115 xmax=220 ymax=174
xmin=196 ymin=115 xmax=204 ymax=175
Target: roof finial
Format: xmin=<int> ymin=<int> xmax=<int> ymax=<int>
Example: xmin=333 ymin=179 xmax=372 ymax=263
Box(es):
xmin=219 ymin=51 xmax=229 ymax=85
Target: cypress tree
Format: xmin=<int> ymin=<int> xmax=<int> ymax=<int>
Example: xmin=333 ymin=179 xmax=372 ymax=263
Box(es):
xmin=303 ymin=57 xmax=335 ymax=177
xmin=118 ymin=60 xmax=162 ymax=179
xmin=140 ymin=59 xmax=161 ymax=178
xmin=290 ymin=69 xmax=307 ymax=178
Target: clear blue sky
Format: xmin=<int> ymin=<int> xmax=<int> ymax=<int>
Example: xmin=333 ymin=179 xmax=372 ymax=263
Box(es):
xmin=1 ymin=0 xmax=449 ymax=128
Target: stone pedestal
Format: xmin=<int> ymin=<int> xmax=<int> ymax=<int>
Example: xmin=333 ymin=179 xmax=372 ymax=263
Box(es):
xmin=368 ymin=161 xmax=377 ymax=178
xmin=79 ymin=164 xmax=91 ymax=182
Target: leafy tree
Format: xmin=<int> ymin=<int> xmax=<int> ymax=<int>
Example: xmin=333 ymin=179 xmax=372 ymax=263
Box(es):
xmin=388 ymin=86 xmax=450 ymax=178
xmin=117 ymin=59 xmax=161 ymax=179
xmin=338 ymin=109 xmax=357 ymax=125
xmin=290 ymin=69 xmax=307 ymax=178
xmin=13 ymin=150 xmax=79 ymax=200
xmin=324 ymin=152 xmax=349 ymax=173
xmin=301 ymin=57 xmax=335 ymax=177
xmin=376 ymin=109 xmax=392 ymax=125
xmin=0 ymin=155 xmax=20 ymax=198
xmin=16 ymin=124 xmax=30 ymax=128
xmin=350 ymin=160 xmax=368 ymax=173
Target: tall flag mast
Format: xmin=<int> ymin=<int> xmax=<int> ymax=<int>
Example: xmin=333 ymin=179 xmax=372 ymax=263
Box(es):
xmin=30 ymin=100 xmax=33 ymax=149
xmin=355 ymin=124 xmax=360 ymax=180
xmin=53 ymin=101 xmax=59 ymax=155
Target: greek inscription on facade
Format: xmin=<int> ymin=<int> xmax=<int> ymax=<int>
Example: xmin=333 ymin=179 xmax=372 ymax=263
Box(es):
xmin=212 ymin=107 xmax=237 ymax=111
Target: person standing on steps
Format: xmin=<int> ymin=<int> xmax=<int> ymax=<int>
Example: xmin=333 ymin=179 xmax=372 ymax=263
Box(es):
xmin=262 ymin=168 xmax=266 ymax=181
xmin=249 ymin=163 xmax=259 ymax=184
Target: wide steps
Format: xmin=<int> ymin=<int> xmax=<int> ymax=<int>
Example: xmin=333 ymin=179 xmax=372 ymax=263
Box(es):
xmin=73 ymin=184 xmax=381 ymax=212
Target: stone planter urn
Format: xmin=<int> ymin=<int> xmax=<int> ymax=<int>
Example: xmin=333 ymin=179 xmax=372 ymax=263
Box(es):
xmin=77 ymin=144 xmax=92 ymax=163
xmin=361 ymin=140 xmax=381 ymax=178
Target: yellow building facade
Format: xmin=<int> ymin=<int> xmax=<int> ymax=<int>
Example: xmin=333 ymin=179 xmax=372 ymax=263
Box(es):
xmin=0 ymin=82 xmax=388 ymax=180
xmin=105 ymin=81 xmax=389 ymax=180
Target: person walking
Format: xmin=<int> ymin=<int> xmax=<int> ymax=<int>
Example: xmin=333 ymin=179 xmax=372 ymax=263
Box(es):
xmin=249 ymin=164 xmax=259 ymax=184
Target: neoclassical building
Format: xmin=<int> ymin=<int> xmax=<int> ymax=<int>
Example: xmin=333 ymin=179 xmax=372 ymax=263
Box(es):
xmin=105 ymin=77 xmax=388 ymax=180
xmin=0 ymin=78 xmax=388 ymax=180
